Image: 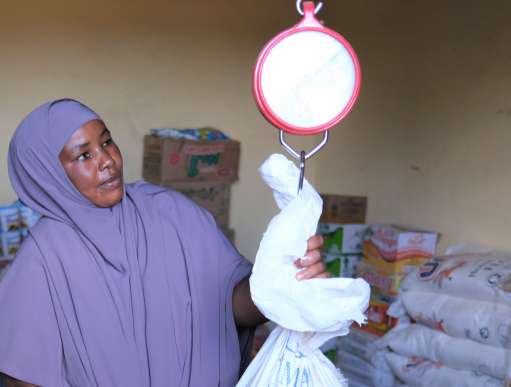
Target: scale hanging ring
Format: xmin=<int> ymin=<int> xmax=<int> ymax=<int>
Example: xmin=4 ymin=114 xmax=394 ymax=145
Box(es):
xmin=296 ymin=0 xmax=323 ymax=15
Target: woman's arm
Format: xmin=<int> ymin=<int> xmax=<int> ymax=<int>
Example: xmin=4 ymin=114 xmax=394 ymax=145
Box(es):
xmin=2 ymin=374 xmax=38 ymax=387
xmin=232 ymin=276 xmax=267 ymax=327
xmin=232 ymin=235 xmax=327 ymax=327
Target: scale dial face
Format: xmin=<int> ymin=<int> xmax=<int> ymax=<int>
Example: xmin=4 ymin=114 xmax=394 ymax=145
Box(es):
xmin=253 ymin=5 xmax=361 ymax=136
xmin=260 ymin=30 xmax=358 ymax=132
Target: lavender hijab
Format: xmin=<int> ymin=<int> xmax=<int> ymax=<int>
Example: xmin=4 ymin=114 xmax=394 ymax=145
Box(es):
xmin=0 ymin=99 xmax=252 ymax=387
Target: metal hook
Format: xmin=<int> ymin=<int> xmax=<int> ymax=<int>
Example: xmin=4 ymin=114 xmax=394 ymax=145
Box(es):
xmin=298 ymin=151 xmax=306 ymax=194
xmin=296 ymin=0 xmax=323 ymax=16
xmin=279 ymin=130 xmax=329 ymax=194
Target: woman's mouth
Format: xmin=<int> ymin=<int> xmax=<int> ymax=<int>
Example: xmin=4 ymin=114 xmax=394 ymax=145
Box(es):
xmin=99 ymin=175 xmax=122 ymax=190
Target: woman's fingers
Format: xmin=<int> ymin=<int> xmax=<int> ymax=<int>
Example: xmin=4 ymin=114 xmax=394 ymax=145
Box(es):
xmin=294 ymin=249 xmax=321 ymax=268
xmin=294 ymin=234 xmax=329 ymax=280
xmin=306 ymin=234 xmax=324 ymax=251
xmin=296 ymin=260 xmax=327 ymax=280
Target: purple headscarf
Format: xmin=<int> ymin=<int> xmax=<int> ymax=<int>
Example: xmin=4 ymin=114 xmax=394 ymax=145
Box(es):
xmin=0 ymin=99 xmax=252 ymax=387
xmin=8 ymin=99 xmax=127 ymax=270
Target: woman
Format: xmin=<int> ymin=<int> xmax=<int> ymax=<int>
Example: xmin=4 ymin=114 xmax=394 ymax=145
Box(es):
xmin=0 ymin=99 xmax=327 ymax=387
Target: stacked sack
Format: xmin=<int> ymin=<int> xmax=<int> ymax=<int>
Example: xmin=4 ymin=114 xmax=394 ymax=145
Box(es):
xmin=377 ymin=252 xmax=511 ymax=387
xmin=0 ymin=201 xmax=40 ymax=279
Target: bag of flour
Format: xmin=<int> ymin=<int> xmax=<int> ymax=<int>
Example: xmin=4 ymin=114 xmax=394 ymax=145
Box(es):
xmin=384 ymin=352 xmax=504 ymax=387
xmin=377 ymin=323 xmax=511 ymax=380
xmin=400 ymin=253 xmax=511 ymax=305
xmin=237 ymin=154 xmax=370 ymax=387
xmin=389 ymin=290 xmax=511 ymax=349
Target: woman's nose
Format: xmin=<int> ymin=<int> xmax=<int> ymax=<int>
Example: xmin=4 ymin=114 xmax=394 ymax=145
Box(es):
xmin=98 ymin=149 xmax=114 ymax=170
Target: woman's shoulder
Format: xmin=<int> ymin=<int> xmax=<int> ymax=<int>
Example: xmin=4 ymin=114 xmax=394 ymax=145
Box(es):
xmin=15 ymin=218 xmax=65 ymax=256
xmin=29 ymin=216 xmax=76 ymax=240
xmin=5 ymin=229 xmax=46 ymax=275
xmin=17 ymin=218 xmax=82 ymax=264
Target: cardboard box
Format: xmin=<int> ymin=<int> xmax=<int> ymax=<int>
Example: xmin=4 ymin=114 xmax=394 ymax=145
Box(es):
xmin=363 ymin=224 xmax=438 ymax=262
xmin=357 ymin=254 xmax=430 ymax=295
xmin=319 ymin=194 xmax=367 ymax=224
xmin=170 ymin=181 xmax=230 ymax=227
xmin=322 ymin=253 xmax=361 ymax=278
xmin=0 ymin=204 xmax=20 ymax=233
xmin=0 ymin=231 xmax=21 ymax=257
xmin=317 ymin=223 xmax=367 ymax=254
xmin=19 ymin=205 xmax=40 ymax=229
xmin=355 ymin=290 xmax=398 ymax=336
xmin=143 ymin=135 xmax=240 ymax=184
xmin=358 ymin=225 xmax=438 ymax=295
xmin=357 ymin=225 xmax=438 ymax=296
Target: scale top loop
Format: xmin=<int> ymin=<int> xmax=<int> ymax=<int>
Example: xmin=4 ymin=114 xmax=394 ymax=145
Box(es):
xmin=296 ymin=0 xmax=323 ymax=16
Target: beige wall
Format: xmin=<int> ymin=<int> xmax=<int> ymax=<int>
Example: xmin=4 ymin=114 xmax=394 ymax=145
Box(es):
xmin=1 ymin=0 xmax=511 ymax=259
xmin=316 ymin=1 xmax=511 ymax=253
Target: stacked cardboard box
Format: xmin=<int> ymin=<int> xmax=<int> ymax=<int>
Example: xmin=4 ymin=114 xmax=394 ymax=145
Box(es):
xmin=317 ymin=193 xmax=367 ymax=280
xmin=356 ymin=225 xmax=439 ymax=336
xmin=0 ymin=202 xmax=40 ymax=280
xmin=142 ymin=129 xmax=240 ymax=241
xmin=318 ymin=223 xmax=367 ymax=278
xmin=0 ymin=202 xmax=40 ymax=257
xmin=316 ymin=194 xmax=367 ymax=364
xmin=0 ymin=203 xmax=22 ymax=259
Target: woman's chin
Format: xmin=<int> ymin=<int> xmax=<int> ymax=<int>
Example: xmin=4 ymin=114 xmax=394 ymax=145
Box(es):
xmin=93 ymin=185 xmax=124 ymax=208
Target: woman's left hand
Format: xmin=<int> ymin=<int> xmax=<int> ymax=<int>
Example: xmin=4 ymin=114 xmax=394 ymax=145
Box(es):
xmin=294 ymin=235 xmax=330 ymax=280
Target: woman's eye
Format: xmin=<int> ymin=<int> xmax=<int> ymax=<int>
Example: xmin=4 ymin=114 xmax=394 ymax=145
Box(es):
xmin=102 ymin=138 xmax=114 ymax=147
xmin=77 ymin=152 xmax=92 ymax=161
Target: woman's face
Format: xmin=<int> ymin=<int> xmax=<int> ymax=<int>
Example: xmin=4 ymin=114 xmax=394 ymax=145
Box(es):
xmin=59 ymin=119 xmax=124 ymax=207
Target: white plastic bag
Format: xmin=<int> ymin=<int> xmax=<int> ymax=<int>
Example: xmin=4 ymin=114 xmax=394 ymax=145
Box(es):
xmin=237 ymin=154 xmax=370 ymax=387
xmin=239 ymin=327 xmax=347 ymax=386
